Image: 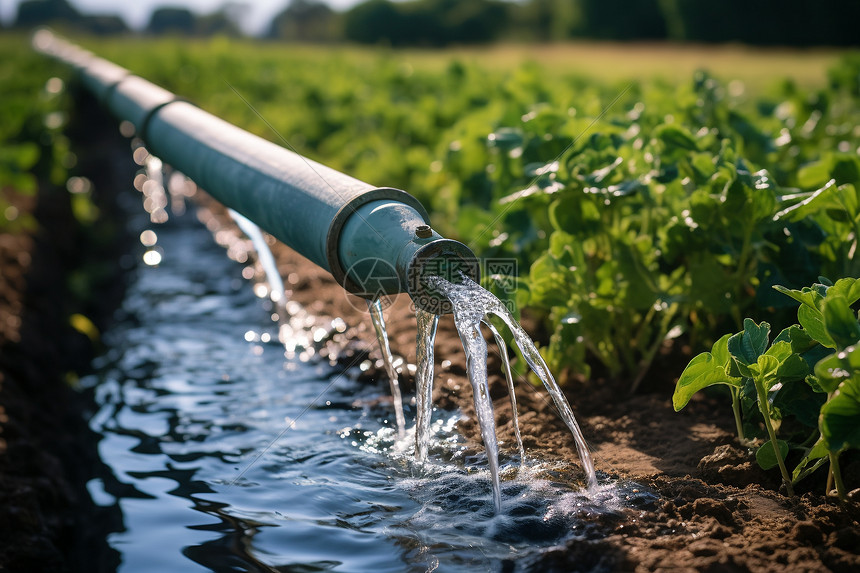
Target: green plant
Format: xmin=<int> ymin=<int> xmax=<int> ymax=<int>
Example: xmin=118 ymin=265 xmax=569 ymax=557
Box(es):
xmin=674 ymin=277 xmax=860 ymax=500
xmin=430 ymin=63 xmax=860 ymax=385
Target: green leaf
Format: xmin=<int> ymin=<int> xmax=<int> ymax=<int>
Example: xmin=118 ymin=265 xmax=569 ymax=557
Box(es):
xmin=673 ymin=352 xmax=743 ymax=411
xmin=820 ymin=373 xmax=860 ymax=452
xmin=774 ymin=377 xmax=825 ymax=427
xmin=822 ymin=295 xmax=860 ymax=349
xmin=832 ymin=156 xmax=860 ymax=187
xmin=791 ymin=436 xmax=829 ymax=484
xmin=797 ymin=161 xmax=833 ymax=190
xmin=656 ymin=124 xmax=699 ymax=152
xmin=751 ymin=354 xmax=780 ymax=388
xmin=774 ymin=325 xmax=817 ymax=355
xmin=728 ymin=319 xmax=771 ymax=372
xmin=798 ymin=304 xmax=836 ymax=349
xmin=815 ymin=345 xmax=860 ymax=393
xmin=765 ymin=340 xmax=793 ymax=363
xmin=756 ymin=439 xmax=789 ymax=470
xmin=528 ymin=253 xmax=573 ymax=308
xmin=711 ymin=333 xmax=732 ymax=369
xmin=776 ymin=353 xmax=810 ymax=382
xmin=773 ymin=284 xmax=824 ymax=310
xmin=805 ymin=374 xmax=827 ymax=393
xmin=774 ymin=179 xmax=859 ymax=223
xmin=807 ymin=436 xmax=829 ymax=460
xmin=828 ymin=277 xmax=860 ymax=306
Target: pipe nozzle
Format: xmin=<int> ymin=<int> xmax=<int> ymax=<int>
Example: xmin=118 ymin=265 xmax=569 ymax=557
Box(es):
xmin=404 ymin=238 xmax=480 ymax=315
xmin=335 ymin=199 xmax=479 ymax=314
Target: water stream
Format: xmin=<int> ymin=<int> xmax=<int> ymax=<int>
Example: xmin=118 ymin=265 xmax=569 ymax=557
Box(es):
xmin=227 ymin=208 xmax=287 ymax=318
xmin=413 ymin=309 xmax=439 ymax=464
xmin=427 ymin=275 xmax=598 ymax=505
xmin=484 ymin=319 xmax=526 ymax=466
xmin=367 ymin=299 xmax=407 ymax=436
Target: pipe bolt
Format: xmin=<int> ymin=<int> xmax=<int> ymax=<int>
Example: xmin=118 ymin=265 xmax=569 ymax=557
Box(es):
xmin=415 ymin=225 xmax=433 ymax=239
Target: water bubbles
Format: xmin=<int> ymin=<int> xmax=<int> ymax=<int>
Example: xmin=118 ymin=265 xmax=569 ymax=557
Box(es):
xmin=253 ymin=283 xmax=269 ymax=299
xmin=133 ymin=146 xmax=150 ymax=166
xmin=331 ymin=317 xmax=347 ymax=333
xmin=142 ymin=249 xmax=162 ymax=266
xmin=43 ymin=111 xmax=66 ymax=129
xmin=561 ymin=312 xmax=581 ymax=325
xmin=140 ymin=229 xmax=158 ymax=247
xmin=119 ymin=120 xmax=136 ymax=138
xmin=45 ymin=76 xmax=64 ymax=94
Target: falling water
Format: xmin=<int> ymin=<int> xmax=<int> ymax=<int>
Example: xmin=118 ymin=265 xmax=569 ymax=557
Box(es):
xmin=484 ymin=319 xmax=526 ymax=465
xmin=456 ymin=307 xmax=504 ymax=511
xmin=367 ymin=299 xmax=407 ymax=436
xmin=414 ymin=308 xmax=439 ymax=462
xmin=427 ymin=275 xmax=597 ymax=500
xmin=227 ymin=208 xmax=287 ymax=316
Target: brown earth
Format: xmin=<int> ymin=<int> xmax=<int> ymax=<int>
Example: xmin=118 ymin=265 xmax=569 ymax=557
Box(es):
xmin=0 ymin=90 xmax=129 ymax=572
xmin=2 ymin=103 xmax=859 ymax=571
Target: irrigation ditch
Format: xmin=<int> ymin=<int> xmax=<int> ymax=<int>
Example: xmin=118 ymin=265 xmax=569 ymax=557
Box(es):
xmin=1 ymin=35 xmax=859 ymax=572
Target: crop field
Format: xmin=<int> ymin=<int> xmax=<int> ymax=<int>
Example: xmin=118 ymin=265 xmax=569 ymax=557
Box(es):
xmin=2 ymin=32 xmax=859 ymax=569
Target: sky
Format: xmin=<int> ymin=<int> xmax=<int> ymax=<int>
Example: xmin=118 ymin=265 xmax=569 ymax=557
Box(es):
xmin=1 ymin=0 xmax=365 ymax=35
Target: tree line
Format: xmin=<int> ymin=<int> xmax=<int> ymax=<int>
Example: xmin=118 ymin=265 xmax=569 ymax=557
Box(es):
xmin=11 ymin=0 xmax=859 ymax=47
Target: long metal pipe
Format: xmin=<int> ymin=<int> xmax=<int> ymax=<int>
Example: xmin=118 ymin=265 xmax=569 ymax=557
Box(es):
xmin=34 ymin=30 xmax=478 ymax=314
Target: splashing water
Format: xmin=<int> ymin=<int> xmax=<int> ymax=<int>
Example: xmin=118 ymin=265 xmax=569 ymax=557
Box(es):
xmin=414 ymin=308 xmax=439 ymax=462
xmin=426 ymin=275 xmax=597 ymax=506
xmin=367 ymin=299 xmax=407 ymax=436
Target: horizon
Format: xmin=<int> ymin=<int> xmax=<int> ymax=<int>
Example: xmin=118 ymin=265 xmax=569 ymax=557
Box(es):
xmin=1 ymin=0 xmax=366 ymax=35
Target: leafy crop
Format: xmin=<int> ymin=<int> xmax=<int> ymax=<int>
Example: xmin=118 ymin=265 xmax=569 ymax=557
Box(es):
xmin=0 ymin=37 xmax=74 ymax=233
xmin=430 ymin=60 xmax=860 ymax=385
xmin=674 ymin=277 xmax=860 ymax=500
xmin=47 ymin=37 xmax=860 ymax=388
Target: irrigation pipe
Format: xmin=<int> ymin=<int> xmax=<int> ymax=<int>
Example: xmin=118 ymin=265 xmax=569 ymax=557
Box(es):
xmin=34 ymin=30 xmax=478 ymax=314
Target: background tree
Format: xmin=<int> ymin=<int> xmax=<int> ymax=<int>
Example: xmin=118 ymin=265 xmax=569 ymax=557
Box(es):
xmin=268 ymin=0 xmax=339 ymax=42
xmin=146 ymin=7 xmax=196 ymax=36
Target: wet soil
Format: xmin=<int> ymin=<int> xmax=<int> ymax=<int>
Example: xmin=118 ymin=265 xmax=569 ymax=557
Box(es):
xmin=196 ymin=195 xmax=860 ymax=572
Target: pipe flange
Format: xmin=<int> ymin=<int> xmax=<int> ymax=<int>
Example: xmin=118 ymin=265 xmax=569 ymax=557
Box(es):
xmin=325 ymin=187 xmax=429 ymax=296
xmin=137 ymin=96 xmax=194 ymax=142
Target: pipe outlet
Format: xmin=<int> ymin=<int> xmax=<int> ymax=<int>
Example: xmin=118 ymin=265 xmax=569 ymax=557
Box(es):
xmin=336 ymin=200 xmax=479 ymax=314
